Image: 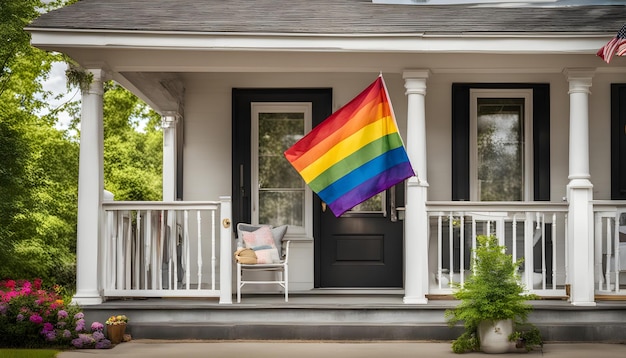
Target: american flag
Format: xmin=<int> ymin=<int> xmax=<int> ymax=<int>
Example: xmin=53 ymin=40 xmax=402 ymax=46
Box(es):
xmin=598 ymin=24 xmax=626 ymax=64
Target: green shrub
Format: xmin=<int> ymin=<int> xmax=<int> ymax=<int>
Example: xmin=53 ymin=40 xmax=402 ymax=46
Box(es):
xmin=445 ymin=235 xmax=541 ymax=353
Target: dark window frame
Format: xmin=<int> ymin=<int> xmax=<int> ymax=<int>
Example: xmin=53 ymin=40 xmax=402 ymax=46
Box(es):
xmin=611 ymin=84 xmax=626 ymax=199
xmin=451 ymin=83 xmax=550 ymax=201
xmin=231 ymin=88 xmax=333 ymax=229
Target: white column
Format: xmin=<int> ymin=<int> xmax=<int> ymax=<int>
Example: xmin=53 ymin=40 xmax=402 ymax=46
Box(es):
xmin=162 ymin=112 xmax=180 ymax=201
xmin=564 ymin=68 xmax=596 ymax=306
xmin=403 ymin=70 xmax=430 ymax=304
xmin=73 ymin=68 xmax=106 ymax=305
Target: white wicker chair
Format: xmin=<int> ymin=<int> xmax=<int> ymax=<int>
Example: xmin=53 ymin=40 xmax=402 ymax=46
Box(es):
xmin=236 ymin=223 xmax=289 ymax=303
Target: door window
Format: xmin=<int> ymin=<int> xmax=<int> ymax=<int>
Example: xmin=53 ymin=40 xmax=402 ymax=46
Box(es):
xmin=251 ymin=103 xmax=312 ymax=236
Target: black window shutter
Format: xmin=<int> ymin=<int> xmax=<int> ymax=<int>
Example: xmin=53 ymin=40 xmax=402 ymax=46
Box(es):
xmin=611 ymin=84 xmax=626 ymax=199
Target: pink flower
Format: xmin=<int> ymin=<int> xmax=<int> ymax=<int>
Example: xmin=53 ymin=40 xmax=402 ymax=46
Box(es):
xmin=75 ymin=318 xmax=85 ymax=331
xmin=29 ymin=314 xmax=43 ymax=324
xmin=91 ymin=321 xmax=104 ymax=332
xmin=44 ymin=330 xmax=56 ymax=341
xmin=58 ymin=310 xmax=68 ymax=319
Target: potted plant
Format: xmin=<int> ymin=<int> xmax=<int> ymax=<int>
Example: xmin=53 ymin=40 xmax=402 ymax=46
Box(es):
xmin=445 ymin=235 xmax=542 ymax=354
xmin=105 ymin=314 xmax=128 ymax=345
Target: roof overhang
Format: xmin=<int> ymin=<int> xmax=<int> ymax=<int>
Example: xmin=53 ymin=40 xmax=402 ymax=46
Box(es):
xmin=27 ymin=28 xmax=613 ymax=55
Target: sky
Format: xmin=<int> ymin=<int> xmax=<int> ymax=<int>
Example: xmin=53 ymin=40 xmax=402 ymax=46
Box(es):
xmin=41 ymin=61 xmax=78 ymax=131
xmin=37 ymin=0 xmax=79 ymax=131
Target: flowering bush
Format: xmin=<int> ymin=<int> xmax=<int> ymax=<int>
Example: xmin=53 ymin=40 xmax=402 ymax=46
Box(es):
xmin=0 ymin=279 xmax=111 ymax=349
xmin=105 ymin=314 xmax=128 ymax=325
xmin=70 ymin=321 xmax=111 ymax=349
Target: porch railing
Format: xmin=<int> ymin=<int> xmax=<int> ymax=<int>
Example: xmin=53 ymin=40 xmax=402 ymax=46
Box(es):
xmin=426 ymin=202 xmax=569 ymax=297
xmin=101 ymin=197 xmax=232 ymax=303
xmin=593 ymin=201 xmax=626 ymax=295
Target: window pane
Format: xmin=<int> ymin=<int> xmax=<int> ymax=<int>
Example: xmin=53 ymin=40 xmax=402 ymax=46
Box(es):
xmin=257 ymin=111 xmax=306 ymax=228
xmin=259 ymin=191 xmax=304 ymax=227
xmin=258 ymin=113 xmax=305 ymax=189
xmin=349 ymin=192 xmax=384 ymax=212
xmin=477 ymin=98 xmax=524 ymax=201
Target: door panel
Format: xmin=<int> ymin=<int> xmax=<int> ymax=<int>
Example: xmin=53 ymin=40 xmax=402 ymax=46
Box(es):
xmin=316 ymin=184 xmax=404 ymax=288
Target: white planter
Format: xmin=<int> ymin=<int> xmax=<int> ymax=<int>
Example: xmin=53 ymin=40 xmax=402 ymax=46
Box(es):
xmin=478 ymin=319 xmax=514 ymax=354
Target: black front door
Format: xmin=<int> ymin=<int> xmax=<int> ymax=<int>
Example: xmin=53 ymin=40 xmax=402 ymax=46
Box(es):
xmin=315 ymin=185 xmax=405 ymax=288
xmin=233 ymin=87 xmax=405 ymax=289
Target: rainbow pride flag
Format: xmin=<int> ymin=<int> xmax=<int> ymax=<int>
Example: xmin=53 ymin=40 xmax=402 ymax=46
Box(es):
xmin=284 ymin=75 xmax=415 ymax=217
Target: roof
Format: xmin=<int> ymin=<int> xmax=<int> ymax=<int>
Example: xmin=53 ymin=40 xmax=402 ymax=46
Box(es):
xmin=28 ymin=0 xmax=626 ymax=35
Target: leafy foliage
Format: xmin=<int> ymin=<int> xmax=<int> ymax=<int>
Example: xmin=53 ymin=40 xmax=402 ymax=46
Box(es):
xmin=0 ymin=0 xmax=78 ymax=287
xmin=101 ymin=82 xmax=163 ymax=201
xmin=1 ymin=0 xmax=162 ymax=288
xmin=445 ymin=235 xmax=540 ymax=353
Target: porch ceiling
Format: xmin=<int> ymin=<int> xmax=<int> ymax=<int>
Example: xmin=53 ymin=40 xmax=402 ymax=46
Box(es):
xmin=118 ymin=72 xmax=183 ymax=113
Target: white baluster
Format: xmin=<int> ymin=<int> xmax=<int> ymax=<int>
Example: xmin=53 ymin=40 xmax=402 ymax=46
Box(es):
xmin=524 ymin=212 xmax=534 ymax=290
xmin=116 ymin=211 xmax=124 ymax=290
xmin=541 ymin=213 xmax=546 ymax=290
xmin=437 ymin=215 xmax=442 ymax=290
xmin=197 ymin=211 xmax=202 ymax=290
xmin=184 ymin=210 xmax=190 ymax=290
xmin=135 ymin=211 xmax=141 ymax=289
xmin=460 ymin=214 xmax=465 ymax=285
xmin=125 ymin=211 xmax=132 ymax=290
xmin=448 ymin=213 xmax=454 ymax=285
xmin=158 ymin=210 xmax=165 ymax=290
xmin=552 ymin=213 xmax=557 ymax=290
xmin=211 ymin=210 xmax=216 ymax=290
xmin=613 ymin=213 xmax=622 ymax=293
xmin=606 ymin=217 xmax=613 ymax=292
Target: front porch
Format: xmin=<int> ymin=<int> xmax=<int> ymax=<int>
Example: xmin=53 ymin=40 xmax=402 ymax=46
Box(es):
xmin=81 ymin=294 xmax=626 ymax=342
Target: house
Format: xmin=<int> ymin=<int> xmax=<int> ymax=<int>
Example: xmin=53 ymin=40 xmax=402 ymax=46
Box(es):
xmin=26 ymin=0 xmax=626 ymax=341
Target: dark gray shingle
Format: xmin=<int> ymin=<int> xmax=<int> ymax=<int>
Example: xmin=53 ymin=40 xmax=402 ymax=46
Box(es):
xmin=28 ymin=0 xmax=626 ymax=34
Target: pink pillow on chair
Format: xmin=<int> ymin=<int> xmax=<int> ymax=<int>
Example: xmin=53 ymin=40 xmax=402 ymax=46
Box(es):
xmin=242 ymin=226 xmax=280 ymax=264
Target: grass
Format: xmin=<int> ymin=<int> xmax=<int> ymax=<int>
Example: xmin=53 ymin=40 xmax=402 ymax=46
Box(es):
xmin=0 ymin=349 xmax=61 ymax=358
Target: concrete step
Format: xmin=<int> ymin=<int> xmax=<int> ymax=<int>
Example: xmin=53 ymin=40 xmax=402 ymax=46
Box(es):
xmin=81 ymin=295 xmax=626 ymax=342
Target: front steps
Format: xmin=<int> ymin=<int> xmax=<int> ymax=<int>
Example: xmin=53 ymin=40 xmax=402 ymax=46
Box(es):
xmin=80 ymin=295 xmax=626 ymax=342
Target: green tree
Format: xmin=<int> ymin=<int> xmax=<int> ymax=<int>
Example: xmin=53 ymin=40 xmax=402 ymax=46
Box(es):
xmin=1 ymin=0 xmax=163 ymax=287
xmin=0 ymin=0 xmax=79 ymax=285
xmin=101 ymin=82 xmax=163 ymax=201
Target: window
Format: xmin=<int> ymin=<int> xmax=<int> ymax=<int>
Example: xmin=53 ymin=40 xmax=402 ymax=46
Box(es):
xmin=452 ymin=84 xmax=550 ymax=201
xmin=469 ymin=90 xmax=532 ymax=201
xmin=251 ymin=103 xmax=312 ymax=235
